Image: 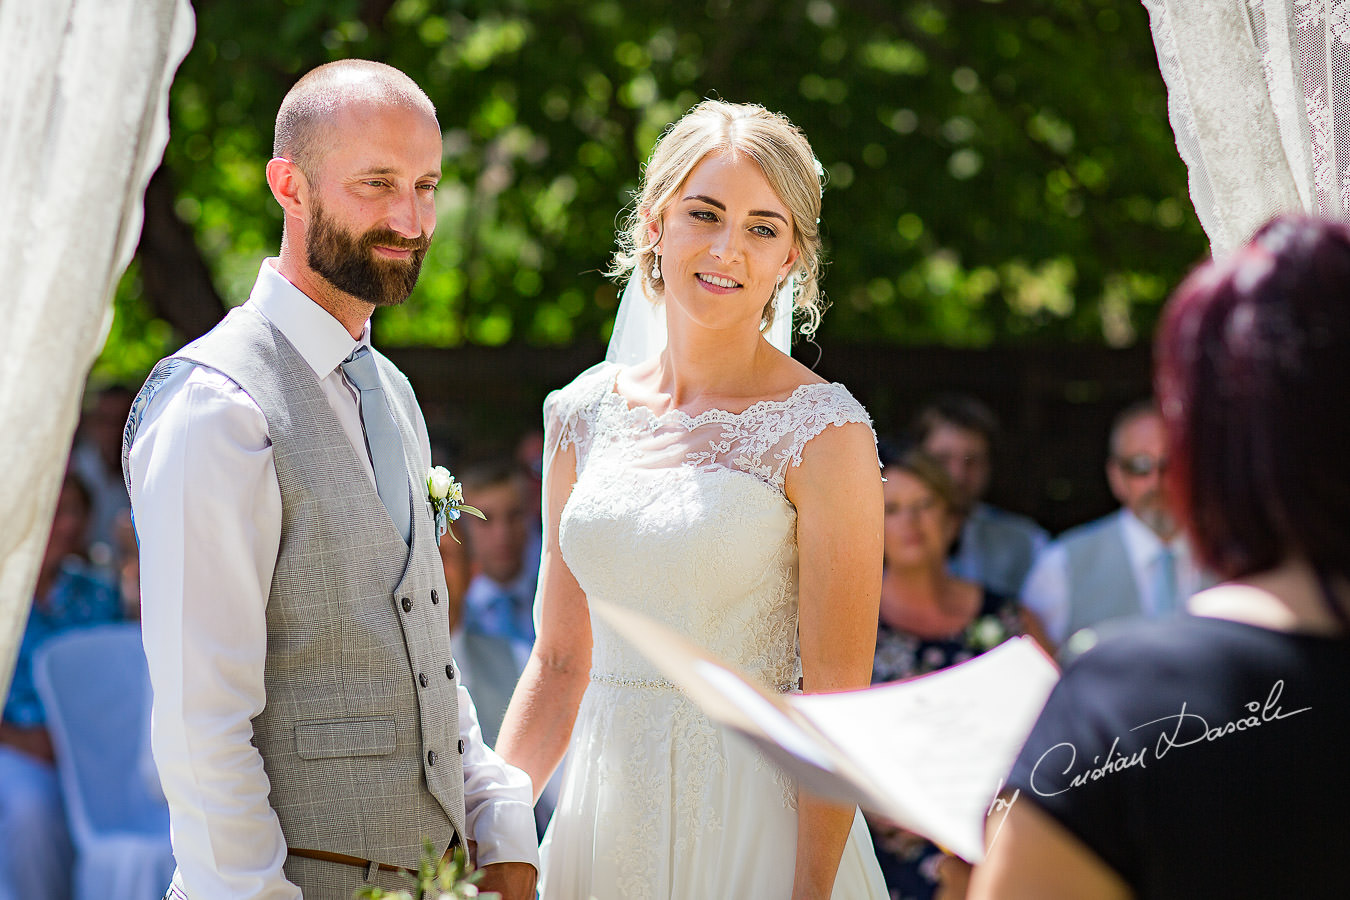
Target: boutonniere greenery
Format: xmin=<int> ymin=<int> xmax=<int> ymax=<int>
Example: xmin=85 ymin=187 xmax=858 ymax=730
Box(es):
xmin=354 ymin=841 xmax=495 ymax=900
xmin=427 ymin=466 xmax=485 ymax=543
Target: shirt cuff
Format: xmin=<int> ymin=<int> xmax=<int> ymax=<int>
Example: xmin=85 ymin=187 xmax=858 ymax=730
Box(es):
xmin=468 ymin=797 xmax=541 ymax=869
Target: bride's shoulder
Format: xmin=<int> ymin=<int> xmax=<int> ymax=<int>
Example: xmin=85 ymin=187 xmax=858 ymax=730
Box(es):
xmin=543 ymin=360 xmax=619 ymax=438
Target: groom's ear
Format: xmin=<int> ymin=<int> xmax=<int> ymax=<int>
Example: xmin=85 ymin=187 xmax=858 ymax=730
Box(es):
xmin=266 ymin=157 xmax=310 ymax=222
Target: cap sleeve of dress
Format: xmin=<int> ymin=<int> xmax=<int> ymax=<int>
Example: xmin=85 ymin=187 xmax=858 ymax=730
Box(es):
xmin=542 ymin=360 xmax=617 ymax=468
xmin=782 ymin=382 xmax=876 ymax=471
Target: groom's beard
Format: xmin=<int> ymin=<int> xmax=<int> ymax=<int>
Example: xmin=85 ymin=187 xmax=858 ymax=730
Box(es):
xmin=306 ymin=201 xmax=430 ymax=307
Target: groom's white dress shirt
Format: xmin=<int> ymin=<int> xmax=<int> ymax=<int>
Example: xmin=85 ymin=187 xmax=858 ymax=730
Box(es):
xmin=130 ymin=260 xmax=538 ymax=900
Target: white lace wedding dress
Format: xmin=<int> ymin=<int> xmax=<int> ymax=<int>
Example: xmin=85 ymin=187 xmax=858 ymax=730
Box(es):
xmin=538 ymin=361 xmax=888 ymax=899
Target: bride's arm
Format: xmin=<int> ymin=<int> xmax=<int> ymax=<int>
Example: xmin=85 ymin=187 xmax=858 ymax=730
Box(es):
xmin=495 ymin=438 xmax=592 ymax=801
xmin=786 ymin=420 xmax=884 ymax=900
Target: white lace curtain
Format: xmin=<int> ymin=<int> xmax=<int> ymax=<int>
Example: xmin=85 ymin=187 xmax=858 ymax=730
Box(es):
xmin=1142 ymin=0 xmax=1350 ymax=255
xmin=0 ymin=0 xmax=194 ymax=699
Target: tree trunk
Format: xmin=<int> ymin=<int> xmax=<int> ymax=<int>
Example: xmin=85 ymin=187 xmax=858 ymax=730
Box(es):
xmin=136 ymin=164 xmax=226 ymax=341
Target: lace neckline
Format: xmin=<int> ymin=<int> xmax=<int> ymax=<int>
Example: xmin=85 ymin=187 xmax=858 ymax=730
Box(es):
xmin=601 ymin=362 xmax=835 ymax=430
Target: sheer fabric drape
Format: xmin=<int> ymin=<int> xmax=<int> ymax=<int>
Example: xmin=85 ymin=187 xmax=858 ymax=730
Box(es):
xmin=0 ymin=0 xmax=194 ymax=698
xmin=1142 ymin=0 xmax=1350 ymax=254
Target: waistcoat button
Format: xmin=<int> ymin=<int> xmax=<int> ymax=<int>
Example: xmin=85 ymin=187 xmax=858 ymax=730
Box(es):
xmin=445 ymin=664 xmax=455 ymax=680
xmin=419 ymin=672 xmax=429 ymax=688
xmin=401 ymin=597 xmax=412 ymax=613
xmin=427 ymin=750 xmax=437 ymax=766
xmin=458 ymin=739 xmax=466 ymax=754
xmin=431 ymin=589 xmax=439 ymax=605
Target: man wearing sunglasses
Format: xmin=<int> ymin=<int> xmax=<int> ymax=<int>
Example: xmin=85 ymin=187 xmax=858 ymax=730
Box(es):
xmin=1021 ymin=400 xmax=1211 ymax=655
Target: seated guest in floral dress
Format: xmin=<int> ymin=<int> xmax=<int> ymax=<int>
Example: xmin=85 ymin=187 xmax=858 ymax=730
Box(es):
xmin=868 ymin=446 xmax=1048 ymax=900
xmin=1 ymin=471 xmax=122 ymax=900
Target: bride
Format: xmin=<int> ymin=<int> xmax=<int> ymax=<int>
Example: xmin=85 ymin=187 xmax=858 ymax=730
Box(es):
xmin=495 ymin=99 xmax=888 ymax=899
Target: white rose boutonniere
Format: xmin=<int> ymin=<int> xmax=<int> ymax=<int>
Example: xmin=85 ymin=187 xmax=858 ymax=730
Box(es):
xmin=427 ymin=466 xmax=485 ymax=543
xmin=968 ymin=615 xmax=1010 ymax=652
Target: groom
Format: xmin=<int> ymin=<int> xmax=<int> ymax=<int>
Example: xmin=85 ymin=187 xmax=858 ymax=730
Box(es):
xmin=124 ymin=61 xmax=538 ymax=899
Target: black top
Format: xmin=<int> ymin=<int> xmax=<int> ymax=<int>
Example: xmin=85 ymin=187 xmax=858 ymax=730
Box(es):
xmin=1005 ymin=615 xmax=1350 ymax=899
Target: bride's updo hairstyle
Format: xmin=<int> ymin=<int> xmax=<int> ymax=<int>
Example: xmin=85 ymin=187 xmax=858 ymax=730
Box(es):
xmin=611 ymin=99 xmax=827 ymax=337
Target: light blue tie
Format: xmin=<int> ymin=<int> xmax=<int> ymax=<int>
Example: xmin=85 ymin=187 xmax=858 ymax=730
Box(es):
xmin=340 ymin=346 xmax=411 ymax=545
xmin=1153 ymin=544 xmax=1179 ymax=616
xmin=470 ymin=587 xmax=537 ymax=648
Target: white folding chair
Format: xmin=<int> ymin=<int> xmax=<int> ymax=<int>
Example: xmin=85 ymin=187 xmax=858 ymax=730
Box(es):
xmin=33 ymin=623 xmax=175 ymax=900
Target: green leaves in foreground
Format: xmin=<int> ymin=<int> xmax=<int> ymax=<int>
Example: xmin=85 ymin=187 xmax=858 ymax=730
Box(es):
xmin=353 ymin=840 xmax=497 ymax=900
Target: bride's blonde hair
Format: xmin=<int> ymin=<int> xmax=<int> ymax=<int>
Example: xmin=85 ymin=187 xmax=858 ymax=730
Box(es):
xmin=610 ymin=99 xmax=827 ymax=338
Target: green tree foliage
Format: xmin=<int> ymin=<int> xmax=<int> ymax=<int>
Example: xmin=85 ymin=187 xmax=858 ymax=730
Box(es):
xmin=94 ymin=0 xmax=1204 ymax=382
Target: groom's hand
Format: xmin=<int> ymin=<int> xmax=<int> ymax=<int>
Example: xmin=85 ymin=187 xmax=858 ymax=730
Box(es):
xmin=476 ymin=861 xmax=537 ymax=900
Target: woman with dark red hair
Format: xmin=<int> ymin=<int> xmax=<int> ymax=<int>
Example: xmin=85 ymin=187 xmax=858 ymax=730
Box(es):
xmin=969 ymin=216 xmax=1350 ymax=899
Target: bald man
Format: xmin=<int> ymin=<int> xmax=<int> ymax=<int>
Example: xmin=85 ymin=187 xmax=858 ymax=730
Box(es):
xmin=125 ymin=61 xmax=538 ymax=900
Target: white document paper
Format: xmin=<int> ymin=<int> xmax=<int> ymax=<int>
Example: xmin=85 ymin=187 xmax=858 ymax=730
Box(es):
xmin=591 ymin=599 xmax=1059 ymax=862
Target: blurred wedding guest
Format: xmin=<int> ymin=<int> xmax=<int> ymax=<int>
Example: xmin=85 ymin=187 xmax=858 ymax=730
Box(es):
xmin=1 ymin=472 xmax=122 ymax=900
xmin=514 ymin=429 xmax=545 ymax=581
xmin=113 ymin=511 xmax=142 ymax=619
xmin=1021 ymin=401 xmax=1210 ymax=653
xmin=913 ymin=395 xmax=1049 ymax=598
xmin=438 ymin=463 xmax=524 ymax=747
xmin=452 ymin=459 xmax=560 ymax=835
xmin=868 ymin=446 xmax=1048 ymax=900
xmin=459 ymin=460 xmax=536 ymax=677
xmin=439 ymin=516 xmax=519 ymax=743
xmin=971 ymin=215 xmax=1350 ymax=899
xmin=69 ymin=384 xmax=135 ymax=575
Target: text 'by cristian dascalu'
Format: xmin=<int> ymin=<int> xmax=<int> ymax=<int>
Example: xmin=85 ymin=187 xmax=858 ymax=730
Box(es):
xmin=1022 ymin=679 xmax=1309 ymax=799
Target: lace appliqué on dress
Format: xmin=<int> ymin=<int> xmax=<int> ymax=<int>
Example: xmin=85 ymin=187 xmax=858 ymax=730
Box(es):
xmin=544 ymin=361 xmax=614 ymax=462
xmin=682 ymin=382 xmax=874 ymax=493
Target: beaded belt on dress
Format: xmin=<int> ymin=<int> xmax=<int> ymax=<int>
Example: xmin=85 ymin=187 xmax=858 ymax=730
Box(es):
xmin=590 ymin=671 xmax=797 ymax=693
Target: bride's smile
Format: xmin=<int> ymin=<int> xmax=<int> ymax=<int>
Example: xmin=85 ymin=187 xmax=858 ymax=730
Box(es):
xmin=694 ymin=271 xmax=741 ymax=291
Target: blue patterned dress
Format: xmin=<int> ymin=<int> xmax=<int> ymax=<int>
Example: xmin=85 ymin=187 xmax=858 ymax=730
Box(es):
xmin=4 ymin=559 xmax=122 ymax=727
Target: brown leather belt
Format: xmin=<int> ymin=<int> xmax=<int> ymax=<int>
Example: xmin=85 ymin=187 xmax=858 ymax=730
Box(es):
xmin=286 ymin=847 xmax=416 ymax=876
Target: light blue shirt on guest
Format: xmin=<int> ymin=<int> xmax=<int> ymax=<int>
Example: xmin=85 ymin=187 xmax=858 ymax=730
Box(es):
xmin=462 ymin=568 xmax=537 ymax=673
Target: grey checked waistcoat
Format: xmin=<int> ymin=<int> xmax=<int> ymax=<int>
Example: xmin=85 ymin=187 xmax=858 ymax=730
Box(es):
xmin=1062 ymin=510 xmax=1143 ymax=639
xmin=124 ymin=305 xmax=466 ymax=880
